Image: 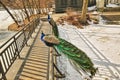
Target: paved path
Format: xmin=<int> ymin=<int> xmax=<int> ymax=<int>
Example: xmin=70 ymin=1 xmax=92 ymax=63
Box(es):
xmin=14 ymin=21 xmax=52 ymax=80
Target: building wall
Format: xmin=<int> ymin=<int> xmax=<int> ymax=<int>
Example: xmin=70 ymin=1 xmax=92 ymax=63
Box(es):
xmin=55 ymin=0 xmax=96 ymax=13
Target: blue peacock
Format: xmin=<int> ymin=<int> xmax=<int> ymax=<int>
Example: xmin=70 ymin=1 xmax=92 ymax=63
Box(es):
xmin=41 ymin=18 xmax=97 ymax=78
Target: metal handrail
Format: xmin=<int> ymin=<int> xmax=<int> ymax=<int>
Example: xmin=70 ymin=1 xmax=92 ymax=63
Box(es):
xmin=47 ymin=47 xmax=65 ymax=80
xmin=52 ymin=47 xmax=65 ymax=79
xmin=0 ymin=17 xmax=40 ymax=80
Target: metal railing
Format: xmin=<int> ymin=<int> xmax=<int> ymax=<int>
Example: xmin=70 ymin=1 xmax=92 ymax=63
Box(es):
xmin=0 ymin=17 xmax=40 ymax=80
xmin=52 ymin=47 xmax=65 ymax=80
xmin=47 ymin=47 xmax=65 ymax=80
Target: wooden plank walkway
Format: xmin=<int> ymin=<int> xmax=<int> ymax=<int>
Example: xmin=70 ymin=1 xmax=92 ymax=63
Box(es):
xmin=15 ymin=21 xmax=52 ymax=80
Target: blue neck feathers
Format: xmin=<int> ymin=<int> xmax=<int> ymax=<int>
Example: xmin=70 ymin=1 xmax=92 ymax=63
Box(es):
xmin=41 ymin=32 xmax=45 ymax=41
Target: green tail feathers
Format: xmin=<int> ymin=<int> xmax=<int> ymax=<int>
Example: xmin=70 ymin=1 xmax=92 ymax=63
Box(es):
xmin=49 ymin=19 xmax=97 ymax=77
xmin=55 ymin=38 xmax=97 ymax=76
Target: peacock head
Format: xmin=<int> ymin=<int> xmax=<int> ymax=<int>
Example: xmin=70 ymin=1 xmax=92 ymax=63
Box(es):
xmin=41 ymin=31 xmax=45 ymax=35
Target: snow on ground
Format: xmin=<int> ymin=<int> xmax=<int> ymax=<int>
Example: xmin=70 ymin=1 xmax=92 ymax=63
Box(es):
xmin=88 ymin=6 xmax=97 ymax=11
xmin=0 ymin=10 xmax=15 ymax=45
xmin=58 ymin=23 xmax=120 ymax=80
xmin=88 ymin=3 xmax=120 ymax=12
xmin=0 ymin=10 xmax=14 ymax=30
xmin=107 ymin=3 xmax=120 ymax=7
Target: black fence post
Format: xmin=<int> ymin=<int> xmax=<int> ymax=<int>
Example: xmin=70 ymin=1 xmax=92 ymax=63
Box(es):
xmin=53 ymin=63 xmax=65 ymax=78
xmin=14 ymin=37 xmax=20 ymax=59
xmin=23 ymin=29 xmax=29 ymax=46
xmin=0 ymin=61 xmax=7 ymax=80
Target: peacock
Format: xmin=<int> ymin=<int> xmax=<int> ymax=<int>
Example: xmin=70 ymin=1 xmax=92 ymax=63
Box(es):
xmin=41 ymin=18 xmax=97 ymax=78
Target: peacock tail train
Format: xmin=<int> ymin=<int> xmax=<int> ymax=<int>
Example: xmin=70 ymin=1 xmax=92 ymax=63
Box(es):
xmin=49 ymin=18 xmax=97 ymax=77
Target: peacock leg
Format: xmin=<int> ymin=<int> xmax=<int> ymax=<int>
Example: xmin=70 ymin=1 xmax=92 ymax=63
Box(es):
xmin=50 ymin=47 xmax=53 ymax=54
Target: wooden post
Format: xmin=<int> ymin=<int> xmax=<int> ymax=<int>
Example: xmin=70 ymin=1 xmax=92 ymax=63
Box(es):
xmin=49 ymin=47 xmax=53 ymax=80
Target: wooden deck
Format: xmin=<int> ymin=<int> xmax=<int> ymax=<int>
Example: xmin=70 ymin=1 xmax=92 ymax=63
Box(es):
xmin=15 ymin=21 xmax=52 ymax=80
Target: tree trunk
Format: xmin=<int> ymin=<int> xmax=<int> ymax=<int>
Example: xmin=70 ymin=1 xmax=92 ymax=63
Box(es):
xmin=27 ymin=0 xmax=33 ymax=15
xmin=22 ymin=0 xmax=30 ymax=22
xmin=38 ymin=0 xmax=41 ymax=14
xmin=80 ymin=0 xmax=88 ymax=24
xmin=31 ymin=0 xmax=35 ymax=14
xmin=34 ymin=0 xmax=39 ymax=14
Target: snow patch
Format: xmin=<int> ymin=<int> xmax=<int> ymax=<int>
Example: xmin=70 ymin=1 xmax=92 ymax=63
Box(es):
xmin=88 ymin=6 xmax=97 ymax=11
xmin=107 ymin=3 xmax=120 ymax=7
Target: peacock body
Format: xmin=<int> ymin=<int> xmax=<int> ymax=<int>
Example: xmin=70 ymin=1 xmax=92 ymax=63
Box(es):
xmin=47 ymin=18 xmax=97 ymax=77
xmin=41 ymin=32 xmax=59 ymax=47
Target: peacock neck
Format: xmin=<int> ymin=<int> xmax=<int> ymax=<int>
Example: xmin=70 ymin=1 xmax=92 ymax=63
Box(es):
xmin=41 ymin=33 xmax=45 ymax=41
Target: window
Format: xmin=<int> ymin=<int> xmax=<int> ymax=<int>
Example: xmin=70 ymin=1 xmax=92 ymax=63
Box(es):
xmin=71 ymin=0 xmax=77 ymax=5
xmin=61 ymin=0 xmax=67 ymax=5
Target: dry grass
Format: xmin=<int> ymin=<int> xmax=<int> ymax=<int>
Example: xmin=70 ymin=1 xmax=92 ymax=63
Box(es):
xmin=56 ymin=7 xmax=84 ymax=28
xmin=56 ymin=8 xmax=98 ymax=28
